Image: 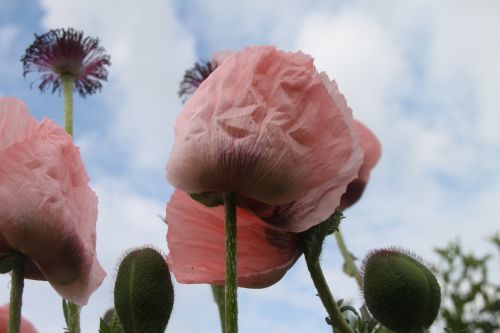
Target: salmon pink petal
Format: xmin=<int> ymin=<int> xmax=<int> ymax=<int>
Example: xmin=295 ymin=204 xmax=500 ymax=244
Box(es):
xmin=339 ymin=121 xmax=381 ymax=210
xmin=167 ymin=46 xmax=363 ymax=213
xmin=254 ymin=120 xmax=381 ymax=231
xmin=166 ymin=190 xmax=300 ymax=288
xmin=0 ymin=304 xmax=38 ymax=333
xmin=0 ymin=97 xmax=105 ymax=305
xmin=0 ymin=98 xmax=37 ymax=151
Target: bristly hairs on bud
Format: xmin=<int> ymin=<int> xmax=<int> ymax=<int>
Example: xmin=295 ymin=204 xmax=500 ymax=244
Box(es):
xmin=114 ymin=246 xmax=174 ymax=333
xmin=361 ymin=247 xmax=441 ymax=333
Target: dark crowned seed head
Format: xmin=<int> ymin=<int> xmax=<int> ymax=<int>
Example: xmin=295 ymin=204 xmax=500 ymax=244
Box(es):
xmin=21 ymin=28 xmax=111 ymax=97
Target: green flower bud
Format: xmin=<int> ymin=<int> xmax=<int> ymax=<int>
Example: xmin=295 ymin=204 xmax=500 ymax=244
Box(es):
xmin=362 ymin=248 xmax=441 ymax=333
xmin=114 ymin=247 xmax=174 ymax=333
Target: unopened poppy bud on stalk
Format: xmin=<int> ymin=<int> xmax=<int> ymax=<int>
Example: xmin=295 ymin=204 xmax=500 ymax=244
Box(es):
xmin=114 ymin=247 xmax=174 ymax=333
xmin=362 ymin=248 xmax=441 ymax=333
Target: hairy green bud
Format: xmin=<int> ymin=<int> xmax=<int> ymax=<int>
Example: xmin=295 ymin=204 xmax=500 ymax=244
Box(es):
xmin=362 ymin=248 xmax=441 ymax=333
xmin=114 ymin=247 xmax=174 ymax=333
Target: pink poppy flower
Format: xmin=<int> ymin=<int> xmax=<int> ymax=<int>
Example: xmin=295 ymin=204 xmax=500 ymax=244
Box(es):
xmin=0 ymin=304 xmax=38 ymax=333
xmin=0 ymin=97 xmax=105 ymax=305
xmin=166 ymin=190 xmax=300 ymax=288
xmin=167 ymin=46 xmax=363 ymax=231
xmin=339 ymin=120 xmax=381 ymax=211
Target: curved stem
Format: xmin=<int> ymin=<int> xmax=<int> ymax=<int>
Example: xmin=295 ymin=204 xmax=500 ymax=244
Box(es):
xmin=211 ymin=285 xmax=226 ymax=333
xmin=334 ymin=228 xmax=363 ymax=288
xmin=8 ymin=254 xmax=25 ymax=333
xmin=62 ymin=75 xmax=74 ymax=136
xmin=304 ymin=253 xmax=354 ymax=333
xmin=223 ymin=192 xmax=238 ymax=333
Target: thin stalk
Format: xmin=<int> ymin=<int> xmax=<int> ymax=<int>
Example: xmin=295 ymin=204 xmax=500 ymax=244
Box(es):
xmin=304 ymin=253 xmax=354 ymax=333
xmin=8 ymin=254 xmax=25 ymax=333
xmin=66 ymin=302 xmax=81 ymax=333
xmin=61 ymin=75 xmax=74 ymax=136
xmin=62 ymin=75 xmax=81 ymax=333
xmin=334 ymin=228 xmax=363 ymax=288
xmin=223 ymin=192 xmax=238 ymax=333
xmin=211 ymin=285 xmax=226 ymax=333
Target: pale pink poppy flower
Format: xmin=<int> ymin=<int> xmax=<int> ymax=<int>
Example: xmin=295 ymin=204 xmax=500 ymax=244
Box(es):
xmin=166 ymin=190 xmax=300 ymax=288
xmin=338 ymin=120 xmax=381 ymax=211
xmin=0 ymin=304 xmax=38 ymax=333
xmin=167 ymin=46 xmax=363 ymax=231
xmin=0 ymin=97 xmax=105 ymax=305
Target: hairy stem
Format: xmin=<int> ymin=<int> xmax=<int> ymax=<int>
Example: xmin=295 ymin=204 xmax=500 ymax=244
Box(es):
xmin=334 ymin=228 xmax=363 ymax=288
xmin=304 ymin=253 xmax=354 ymax=333
xmin=8 ymin=254 xmax=25 ymax=333
xmin=223 ymin=192 xmax=238 ymax=333
xmin=67 ymin=302 xmax=81 ymax=333
xmin=62 ymin=75 xmax=74 ymax=136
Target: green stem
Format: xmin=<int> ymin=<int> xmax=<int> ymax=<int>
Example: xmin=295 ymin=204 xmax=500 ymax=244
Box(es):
xmin=334 ymin=228 xmax=363 ymax=288
xmin=304 ymin=253 xmax=354 ymax=333
xmin=62 ymin=75 xmax=74 ymax=136
xmin=211 ymin=285 xmax=226 ymax=333
xmin=223 ymin=192 xmax=238 ymax=333
xmin=67 ymin=302 xmax=81 ymax=333
xmin=62 ymin=75 xmax=80 ymax=333
xmin=8 ymin=254 xmax=25 ymax=333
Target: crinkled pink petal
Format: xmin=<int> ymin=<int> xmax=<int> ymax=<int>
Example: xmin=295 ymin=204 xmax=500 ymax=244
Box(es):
xmin=0 ymin=97 xmax=105 ymax=305
xmin=0 ymin=304 xmax=38 ymax=333
xmin=167 ymin=46 xmax=363 ymax=216
xmin=253 ymin=120 xmax=381 ymax=231
xmin=339 ymin=120 xmax=381 ymax=210
xmin=166 ymin=190 xmax=300 ymax=288
xmin=0 ymin=98 xmax=37 ymax=151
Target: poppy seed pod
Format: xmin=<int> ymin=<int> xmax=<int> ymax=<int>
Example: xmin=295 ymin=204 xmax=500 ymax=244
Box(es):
xmin=21 ymin=28 xmax=111 ymax=97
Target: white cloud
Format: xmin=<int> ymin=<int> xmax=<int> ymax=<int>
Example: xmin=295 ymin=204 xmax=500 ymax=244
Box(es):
xmin=5 ymin=1 xmax=499 ymax=332
xmin=294 ymin=0 xmax=500 ymax=309
xmin=176 ymin=0 xmax=332 ymax=51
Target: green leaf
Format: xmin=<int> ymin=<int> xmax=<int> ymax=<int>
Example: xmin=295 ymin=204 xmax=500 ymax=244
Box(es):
xmin=62 ymin=299 xmax=69 ymax=327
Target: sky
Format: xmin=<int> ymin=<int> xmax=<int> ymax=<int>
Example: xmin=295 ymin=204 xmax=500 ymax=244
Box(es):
xmin=1 ymin=0 xmax=500 ymax=332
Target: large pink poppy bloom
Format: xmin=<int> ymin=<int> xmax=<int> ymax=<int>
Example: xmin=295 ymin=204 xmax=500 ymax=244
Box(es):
xmin=167 ymin=46 xmax=363 ymax=232
xmin=0 ymin=97 xmax=105 ymax=305
xmin=166 ymin=190 xmax=300 ymax=288
xmin=166 ymin=121 xmax=381 ymax=287
xmin=0 ymin=304 xmax=38 ymax=333
xmin=339 ymin=120 xmax=381 ymax=210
